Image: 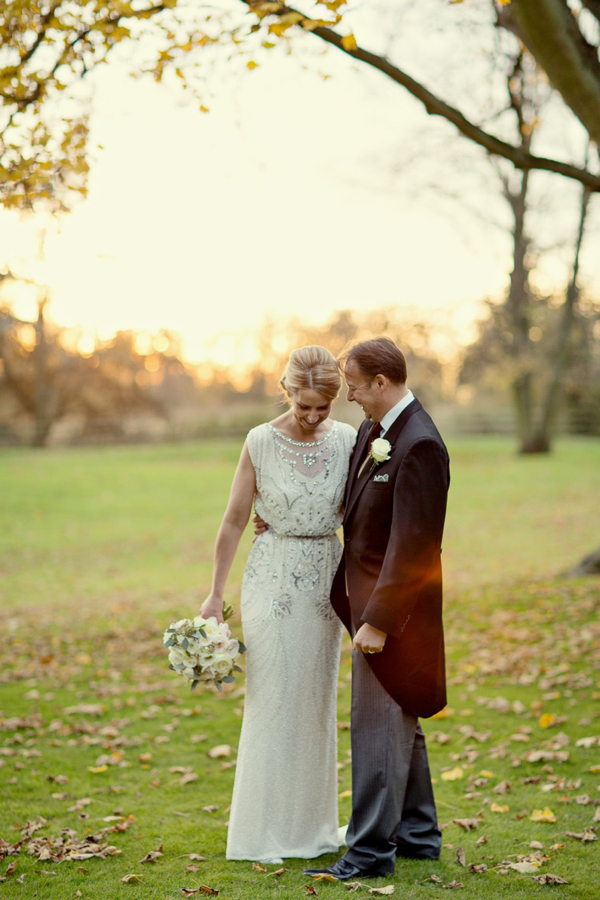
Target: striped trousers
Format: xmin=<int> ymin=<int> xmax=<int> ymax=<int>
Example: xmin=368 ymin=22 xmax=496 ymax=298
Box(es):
xmin=342 ymin=648 xmax=442 ymax=872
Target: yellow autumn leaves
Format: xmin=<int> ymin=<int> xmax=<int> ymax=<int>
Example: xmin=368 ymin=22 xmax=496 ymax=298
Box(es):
xmin=530 ymin=808 xmax=558 ymax=823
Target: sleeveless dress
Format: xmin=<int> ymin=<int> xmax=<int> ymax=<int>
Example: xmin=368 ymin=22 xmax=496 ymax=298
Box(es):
xmin=225 ymin=420 xmax=357 ymax=861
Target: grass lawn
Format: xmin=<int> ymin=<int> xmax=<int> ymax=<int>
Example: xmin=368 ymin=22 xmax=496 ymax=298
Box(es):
xmin=1 ymin=436 xmax=599 ymax=899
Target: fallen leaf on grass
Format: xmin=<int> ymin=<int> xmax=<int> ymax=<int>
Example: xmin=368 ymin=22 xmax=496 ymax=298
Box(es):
xmin=201 ymin=805 xmax=219 ymax=813
xmin=64 ymin=704 xmax=104 ymax=716
xmin=186 ymin=865 xmax=202 ymax=873
xmin=180 ymin=773 xmax=198 ymax=786
xmin=530 ymin=808 xmax=557 ymax=823
xmin=454 ymin=818 xmax=479 ymax=831
xmin=68 ymin=798 xmax=92 ymax=812
xmin=303 ymin=886 xmax=319 ymax=895
xmin=532 ymin=874 xmax=569 ymax=885
xmin=565 ymin=830 xmax=597 ymax=842
xmin=469 ymin=864 xmax=487 ymax=874
xmin=490 ymin=803 xmax=509 ymax=813
xmin=441 ymin=767 xmax=463 ymax=781
xmin=4 ymin=861 xmax=17 ymax=876
xmin=442 ymin=880 xmax=464 ymax=889
xmin=140 ymin=850 xmax=164 ymax=863
xmin=526 ymin=750 xmax=569 ymax=763
xmin=188 ymin=854 xmax=206 ymax=861
xmin=493 ymin=780 xmax=511 ymax=794
xmin=368 ymin=887 xmax=394 ymax=895
xmin=425 ymin=875 xmax=442 ymax=883
xmin=207 ymin=745 xmax=230 ymax=759
xmin=121 ymin=873 xmax=143 ymax=883
xmin=456 ymin=847 xmax=466 ymax=867
xmin=252 ymin=862 xmax=267 ymax=872
xmin=475 ymin=834 xmax=488 ymax=845
xmin=266 ymin=867 xmax=287 ymax=877
xmin=502 ymin=861 xmax=540 ymax=874
xmin=310 ymin=873 xmax=338 ymax=881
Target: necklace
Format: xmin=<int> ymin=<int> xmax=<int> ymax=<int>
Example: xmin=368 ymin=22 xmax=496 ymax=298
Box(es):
xmin=267 ymin=421 xmax=337 ymax=449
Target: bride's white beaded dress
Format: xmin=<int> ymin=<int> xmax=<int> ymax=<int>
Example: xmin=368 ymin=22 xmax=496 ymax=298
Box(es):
xmin=225 ymin=419 xmax=356 ymax=862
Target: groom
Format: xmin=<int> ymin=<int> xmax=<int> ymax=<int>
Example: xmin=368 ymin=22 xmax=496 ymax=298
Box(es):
xmin=304 ymin=337 xmax=450 ymax=881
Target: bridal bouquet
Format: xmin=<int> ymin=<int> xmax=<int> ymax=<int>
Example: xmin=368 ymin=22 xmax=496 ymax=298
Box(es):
xmin=163 ymin=606 xmax=246 ymax=692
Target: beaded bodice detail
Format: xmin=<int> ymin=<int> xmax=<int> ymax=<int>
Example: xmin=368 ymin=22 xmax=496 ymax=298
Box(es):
xmin=248 ymin=421 xmax=355 ymax=537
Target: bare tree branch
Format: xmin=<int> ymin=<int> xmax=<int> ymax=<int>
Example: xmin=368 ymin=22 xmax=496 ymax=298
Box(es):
xmin=243 ymin=2 xmax=600 ymax=191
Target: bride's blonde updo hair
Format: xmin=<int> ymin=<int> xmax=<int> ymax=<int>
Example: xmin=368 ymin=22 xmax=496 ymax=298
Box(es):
xmin=279 ymin=345 xmax=341 ymax=402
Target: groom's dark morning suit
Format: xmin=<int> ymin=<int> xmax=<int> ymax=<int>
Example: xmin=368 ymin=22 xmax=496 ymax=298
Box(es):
xmin=330 ymin=397 xmax=450 ymax=873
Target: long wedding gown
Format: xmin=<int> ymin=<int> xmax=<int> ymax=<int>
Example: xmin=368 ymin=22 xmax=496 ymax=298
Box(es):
xmin=226 ymin=420 xmax=356 ymax=861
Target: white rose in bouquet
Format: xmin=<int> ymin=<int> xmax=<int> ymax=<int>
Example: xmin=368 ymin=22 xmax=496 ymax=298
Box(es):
xmin=213 ymin=652 xmax=235 ymax=677
xmin=168 ymin=646 xmax=193 ymax=669
xmin=164 ymin=607 xmax=246 ymax=691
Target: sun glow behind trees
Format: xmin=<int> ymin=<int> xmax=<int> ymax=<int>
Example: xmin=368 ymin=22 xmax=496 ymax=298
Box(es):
xmin=1 ymin=0 xmax=599 ymax=406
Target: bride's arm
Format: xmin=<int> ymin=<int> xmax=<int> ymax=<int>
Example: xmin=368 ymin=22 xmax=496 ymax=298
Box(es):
xmin=199 ymin=442 xmax=256 ymax=623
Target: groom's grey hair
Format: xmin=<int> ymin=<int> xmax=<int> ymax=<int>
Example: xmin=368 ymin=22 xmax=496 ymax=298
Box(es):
xmin=340 ymin=337 xmax=407 ymax=385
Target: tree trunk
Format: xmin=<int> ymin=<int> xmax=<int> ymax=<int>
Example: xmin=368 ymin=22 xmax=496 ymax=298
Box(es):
xmin=509 ymin=0 xmax=600 ymax=145
xmin=529 ymin=176 xmax=592 ymax=450
xmin=31 ymin=298 xmax=59 ymax=447
xmin=505 ymin=168 xmax=538 ymax=453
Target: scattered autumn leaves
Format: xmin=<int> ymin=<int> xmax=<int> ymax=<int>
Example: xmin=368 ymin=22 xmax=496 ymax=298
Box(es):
xmin=422 ymin=579 xmax=600 ymax=889
xmin=1 ymin=577 xmax=599 ymax=895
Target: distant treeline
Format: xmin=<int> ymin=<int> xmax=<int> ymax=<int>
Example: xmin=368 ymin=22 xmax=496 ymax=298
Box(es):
xmin=0 ymin=303 xmax=599 ymax=447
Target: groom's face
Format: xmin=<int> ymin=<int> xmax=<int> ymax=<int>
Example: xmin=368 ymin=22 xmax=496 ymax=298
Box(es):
xmin=344 ymin=360 xmax=379 ymax=421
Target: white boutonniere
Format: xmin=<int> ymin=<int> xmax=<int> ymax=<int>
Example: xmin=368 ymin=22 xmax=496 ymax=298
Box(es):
xmin=369 ymin=437 xmax=392 ymax=471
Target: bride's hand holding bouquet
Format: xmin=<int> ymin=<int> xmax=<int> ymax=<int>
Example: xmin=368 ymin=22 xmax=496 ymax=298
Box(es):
xmin=163 ymin=599 xmax=245 ymax=692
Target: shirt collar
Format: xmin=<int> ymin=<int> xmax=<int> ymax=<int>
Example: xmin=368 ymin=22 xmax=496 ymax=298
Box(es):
xmin=379 ymin=389 xmax=414 ymax=437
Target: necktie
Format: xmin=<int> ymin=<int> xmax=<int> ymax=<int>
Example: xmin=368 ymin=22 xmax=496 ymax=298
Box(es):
xmin=367 ymin=421 xmax=382 ymax=454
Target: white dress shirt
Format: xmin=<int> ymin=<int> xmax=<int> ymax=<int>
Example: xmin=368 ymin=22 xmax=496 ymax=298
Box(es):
xmin=378 ymin=389 xmax=415 ymax=437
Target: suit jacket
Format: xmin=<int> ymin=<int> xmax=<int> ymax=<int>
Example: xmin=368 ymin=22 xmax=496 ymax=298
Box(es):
xmin=330 ymin=397 xmax=450 ymax=718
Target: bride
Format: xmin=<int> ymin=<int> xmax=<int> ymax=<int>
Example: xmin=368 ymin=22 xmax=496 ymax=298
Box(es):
xmin=200 ymin=345 xmax=356 ymax=863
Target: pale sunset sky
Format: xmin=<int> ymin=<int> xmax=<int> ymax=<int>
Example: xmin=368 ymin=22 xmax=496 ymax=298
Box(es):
xmin=1 ymin=7 xmax=598 ymax=371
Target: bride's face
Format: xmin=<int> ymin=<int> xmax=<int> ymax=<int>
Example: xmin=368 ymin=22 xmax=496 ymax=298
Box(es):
xmin=290 ymin=389 xmax=332 ymax=434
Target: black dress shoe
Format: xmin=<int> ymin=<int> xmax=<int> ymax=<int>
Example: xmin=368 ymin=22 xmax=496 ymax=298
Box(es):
xmin=303 ymin=858 xmax=392 ymax=880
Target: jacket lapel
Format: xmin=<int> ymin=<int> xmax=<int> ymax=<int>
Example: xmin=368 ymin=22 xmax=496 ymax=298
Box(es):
xmin=344 ymin=398 xmax=423 ymax=525
xmin=343 ymin=419 xmax=370 ymax=510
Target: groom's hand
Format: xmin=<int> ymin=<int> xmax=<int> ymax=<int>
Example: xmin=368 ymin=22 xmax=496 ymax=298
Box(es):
xmin=252 ymin=512 xmax=269 ymax=540
xmin=353 ymin=622 xmax=387 ymax=654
